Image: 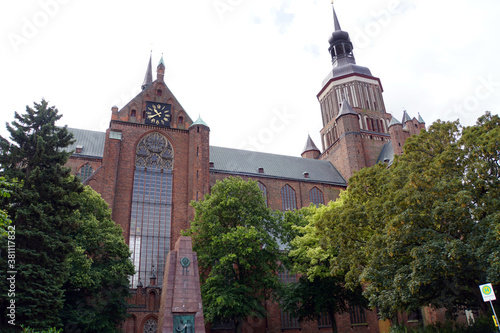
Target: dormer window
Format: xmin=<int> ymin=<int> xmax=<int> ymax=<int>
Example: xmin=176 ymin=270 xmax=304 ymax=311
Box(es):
xmin=303 ymin=172 xmax=309 ymax=178
xmin=258 ymin=167 xmax=264 ymax=174
xmin=75 ymin=145 xmax=83 ymax=154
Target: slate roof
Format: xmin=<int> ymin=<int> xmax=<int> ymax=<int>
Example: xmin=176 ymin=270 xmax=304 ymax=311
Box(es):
xmin=402 ymin=110 xmax=412 ymax=123
xmin=389 ymin=116 xmax=401 ymax=127
xmin=336 ymin=98 xmax=358 ymax=119
xmin=64 ymin=128 xmax=347 ymax=186
xmin=210 ymin=146 xmax=346 ymax=186
xmin=322 ymin=64 xmax=373 ymax=85
xmin=376 ymin=141 xmax=395 ymax=166
xmin=302 ymin=135 xmax=320 ymax=154
xmin=66 ymin=128 xmax=106 ymax=158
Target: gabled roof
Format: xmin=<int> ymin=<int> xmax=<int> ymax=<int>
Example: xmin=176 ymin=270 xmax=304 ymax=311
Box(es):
xmin=66 ymin=128 xmax=106 ymax=158
xmin=302 ymin=135 xmax=320 ymax=154
xmin=210 ymin=146 xmax=346 ymax=186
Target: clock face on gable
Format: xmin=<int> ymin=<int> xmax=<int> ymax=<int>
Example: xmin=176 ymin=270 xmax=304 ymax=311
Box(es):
xmin=145 ymin=102 xmax=171 ymax=127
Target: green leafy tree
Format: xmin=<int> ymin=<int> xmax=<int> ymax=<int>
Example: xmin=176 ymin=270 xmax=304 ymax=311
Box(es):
xmin=184 ymin=177 xmax=285 ymax=333
xmin=0 ymin=100 xmax=83 ymax=329
xmin=61 ymin=186 xmax=134 ymax=332
xmin=0 ymin=177 xmax=15 ymax=236
xmin=309 ymin=113 xmax=500 ymax=319
xmin=281 ymin=205 xmax=367 ymax=332
xmin=460 ymin=112 xmax=500 ymax=284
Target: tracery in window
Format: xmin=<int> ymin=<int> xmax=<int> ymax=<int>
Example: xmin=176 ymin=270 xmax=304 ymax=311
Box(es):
xmin=129 ymin=132 xmax=173 ymax=288
xmin=143 ymin=318 xmax=157 ymax=333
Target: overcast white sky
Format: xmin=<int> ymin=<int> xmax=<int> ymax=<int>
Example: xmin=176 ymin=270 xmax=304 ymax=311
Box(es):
xmin=1 ymin=0 xmax=499 ymax=157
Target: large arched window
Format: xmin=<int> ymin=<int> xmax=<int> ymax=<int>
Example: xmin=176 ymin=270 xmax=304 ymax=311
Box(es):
xmin=78 ymin=163 xmax=93 ymax=182
xmin=281 ymin=184 xmax=296 ymax=211
xmin=129 ymin=132 xmax=174 ymax=288
xmin=309 ymin=187 xmax=324 ymax=207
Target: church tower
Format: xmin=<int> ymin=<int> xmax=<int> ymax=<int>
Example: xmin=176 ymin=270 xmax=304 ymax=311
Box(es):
xmin=317 ymin=5 xmax=392 ymax=180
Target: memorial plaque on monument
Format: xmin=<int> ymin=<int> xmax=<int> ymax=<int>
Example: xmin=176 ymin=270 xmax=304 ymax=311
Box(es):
xmin=174 ymin=315 xmax=195 ymax=333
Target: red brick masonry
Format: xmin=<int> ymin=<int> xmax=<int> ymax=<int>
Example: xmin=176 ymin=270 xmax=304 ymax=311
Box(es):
xmin=158 ymin=236 xmax=205 ymax=333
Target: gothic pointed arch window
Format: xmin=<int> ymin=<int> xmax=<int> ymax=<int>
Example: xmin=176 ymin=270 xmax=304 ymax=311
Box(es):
xmin=281 ymin=184 xmax=296 ymax=211
xmin=309 ymin=187 xmax=324 ymax=207
xmin=129 ymin=132 xmax=174 ymax=288
xmin=77 ymin=163 xmax=93 ymax=182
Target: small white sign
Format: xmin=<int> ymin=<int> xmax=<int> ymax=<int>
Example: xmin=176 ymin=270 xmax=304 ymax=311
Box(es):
xmin=480 ymin=283 xmax=496 ymax=302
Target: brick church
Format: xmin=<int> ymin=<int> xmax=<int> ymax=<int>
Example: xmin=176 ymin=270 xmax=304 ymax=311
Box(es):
xmin=65 ymin=6 xmax=425 ymax=333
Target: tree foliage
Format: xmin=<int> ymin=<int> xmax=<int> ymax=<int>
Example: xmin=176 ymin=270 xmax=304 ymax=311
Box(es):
xmin=302 ymin=112 xmax=500 ymax=319
xmin=61 ymin=186 xmax=134 ymax=332
xmin=184 ymin=177 xmax=286 ymax=332
xmin=0 ymin=177 xmax=15 ymax=236
xmin=0 ymin=100 xmax=134 ymax=331
xmin=280 ymin=204 xmax=367 ymax=332
xmin=0 ymin=100 xmax=83 ymax=329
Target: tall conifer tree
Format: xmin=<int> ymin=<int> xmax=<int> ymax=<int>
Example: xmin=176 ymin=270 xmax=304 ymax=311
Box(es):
xmin=0 ymin=100 xmax=83 ymax=329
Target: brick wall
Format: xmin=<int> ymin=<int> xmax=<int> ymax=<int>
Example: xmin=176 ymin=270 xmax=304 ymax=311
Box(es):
xmin=209 ymin=172 xmax=344 ymax=210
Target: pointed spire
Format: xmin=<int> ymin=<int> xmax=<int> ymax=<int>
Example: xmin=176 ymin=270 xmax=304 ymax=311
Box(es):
xmin=336 ymin=98 xmax=358 ymax=119
xmin=328 ymin=4 xmax=355 ymax=68
xmin=332 ymin=1 xmax=341 ymax=31
xmin=158 ymin=54 xmax=165 ymax=69
xmin=401 ymin=110 xmax=412 ymax=124
xmin=417 ymin=113 xmax=425 ymax=124
xmin=302 ymin=134 xmax=320 ymax=154
xmin=389 ymin=116 xmax=402 ymax=127
xmin=301 ymin=134 xmax=321 ymax=159
xmin=190 ymin=115 xmax=208 ymax=128
xmin=141 ymin=52 xmax=153 ymax=90
xmin=157 ymin=53 xmax=165 ymax=82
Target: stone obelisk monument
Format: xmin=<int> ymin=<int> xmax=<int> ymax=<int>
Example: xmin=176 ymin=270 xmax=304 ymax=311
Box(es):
xmin=158 ymin=236 xmax=205 ymax=333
